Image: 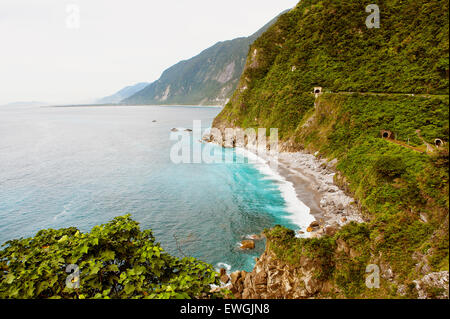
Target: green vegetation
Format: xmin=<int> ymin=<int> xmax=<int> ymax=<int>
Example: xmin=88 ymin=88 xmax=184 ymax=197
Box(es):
xmin=267 ymin=226 xmax=336 ymax=281
xmin=0 ymin=215 xmax=222 ymax=299
xmin=214 ymin=0 xmax=449 ymax=129
xmin=213 ymin=0 xmax=449 ymax=298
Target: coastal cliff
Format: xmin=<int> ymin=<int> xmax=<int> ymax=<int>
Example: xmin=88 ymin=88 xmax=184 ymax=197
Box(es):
xmin=211 ymin=0 xmax=449 ymax=299
xmin=227 ymin=226 xmax=449 ymax=299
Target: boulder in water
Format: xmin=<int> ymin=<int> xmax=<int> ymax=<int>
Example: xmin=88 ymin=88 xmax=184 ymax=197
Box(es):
xmin=240 ymin=240 xmax=255 ymax=250
xmin=219 ymin=268 xmax=230 ymax=283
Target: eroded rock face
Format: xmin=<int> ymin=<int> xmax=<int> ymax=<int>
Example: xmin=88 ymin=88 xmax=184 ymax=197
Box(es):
xmin=414 ymin=271 xmax=449 ymax=299
xmin=230 ymin=247 xmax=330 ymax=299
xmin=229 ymin=271 xmax=247 ymax=299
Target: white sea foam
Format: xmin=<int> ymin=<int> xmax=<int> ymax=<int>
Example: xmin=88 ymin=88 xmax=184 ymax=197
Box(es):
xmin=211 ymin=262 xmax=234 ymax=289
xmin=53 ymin=203 xmax=72 ymax=221
xmin=216 ymin=262 xmax=232 ymax=273
xmin=235 ymin=147 xmax=316 ymax=235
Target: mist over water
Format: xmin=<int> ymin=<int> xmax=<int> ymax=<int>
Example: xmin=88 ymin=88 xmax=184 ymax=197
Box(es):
xmin=0 ymin=105 xmax=302 ymax=271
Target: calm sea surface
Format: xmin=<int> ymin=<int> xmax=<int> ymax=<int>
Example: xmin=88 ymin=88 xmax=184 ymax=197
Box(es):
xmin=0 ymin=105 xmax=302 ymax=271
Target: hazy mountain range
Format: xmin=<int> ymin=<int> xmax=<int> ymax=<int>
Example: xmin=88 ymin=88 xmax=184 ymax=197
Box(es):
xmin=96 ymin=82 xmax=150 ymax=104
xmin=0 ymin=101 xmax=49 ymax=107
xmin=99 ymin=11 xmax=286 ymax=106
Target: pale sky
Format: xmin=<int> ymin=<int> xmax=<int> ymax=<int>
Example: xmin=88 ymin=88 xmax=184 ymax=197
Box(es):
xmin=0 ymin=0 xmax=299 ymax=105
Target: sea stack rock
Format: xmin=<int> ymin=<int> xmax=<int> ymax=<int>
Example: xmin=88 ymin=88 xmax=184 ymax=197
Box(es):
xmin=220 ymin=268 xmax=230 ymax=284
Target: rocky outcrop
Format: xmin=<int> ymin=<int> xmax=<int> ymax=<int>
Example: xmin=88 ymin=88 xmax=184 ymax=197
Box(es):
xmin=414 ymin=271 xmax=449 ymax=299
xmin=220 ymin=268 xmax=230 ymax=284
xmin=227 ymin=237 xmax=450 ymax=299
xmin=229 ymin=245 xmax=333 ymax=299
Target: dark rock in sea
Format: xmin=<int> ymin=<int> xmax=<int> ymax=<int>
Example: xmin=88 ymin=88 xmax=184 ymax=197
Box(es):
xmin=240 ymin=240 xmax=255 ymax=250
xmin=202 ymin=134 xmax=213 ymax=142
xmin=219 ymin=268 xmax=230 ymax=284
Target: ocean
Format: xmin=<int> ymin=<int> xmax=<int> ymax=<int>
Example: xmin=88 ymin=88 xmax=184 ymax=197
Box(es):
xmin=0 ymin=105 xmax=311 ymax=272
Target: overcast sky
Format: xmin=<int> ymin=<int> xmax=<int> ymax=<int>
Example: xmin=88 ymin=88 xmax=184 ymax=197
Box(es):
xmin=0 ymin=0 xmax=299 ymax=105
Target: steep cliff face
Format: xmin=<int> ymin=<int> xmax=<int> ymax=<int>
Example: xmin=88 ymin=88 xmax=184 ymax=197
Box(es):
xmin=122 ymin=12 xmax=286 ymax=106
xmin=122 ymin=39 xmax=249 ymax=105
xmin=212 ymin=0 xmax=449 ymax=299
xmin=230 ymin=244 xmax=332 ymax=299
xmin=229 ymin=227 xmax=449 ymax=299
xmin=213 ymin=0 xmax=449 ymax=130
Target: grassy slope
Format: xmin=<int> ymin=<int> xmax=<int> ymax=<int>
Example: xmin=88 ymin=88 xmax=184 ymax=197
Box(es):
xmin=213 ymin=0 xmax=449 ymax=298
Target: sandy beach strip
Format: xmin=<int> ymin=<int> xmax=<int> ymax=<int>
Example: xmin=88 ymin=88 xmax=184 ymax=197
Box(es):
xmin=276 ymin=152 xmax=364 ymax=233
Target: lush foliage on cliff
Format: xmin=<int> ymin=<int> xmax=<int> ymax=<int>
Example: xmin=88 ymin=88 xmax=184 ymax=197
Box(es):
xmin=0 ymin=215 xmax=220 ymax=299
xmin=213 ymin=0 xmax=449 ymax=298
xmin=258 ymin=94 xmax=449 ymax=298
xmin=214 ymin=0 xmax=449 ymax=129
xmin=251 ymin=93 xmax=449 ymax=298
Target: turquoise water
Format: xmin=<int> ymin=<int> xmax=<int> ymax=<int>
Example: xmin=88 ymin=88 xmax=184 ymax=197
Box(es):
xmin=0 ymin=105 xmax=300 ymax=272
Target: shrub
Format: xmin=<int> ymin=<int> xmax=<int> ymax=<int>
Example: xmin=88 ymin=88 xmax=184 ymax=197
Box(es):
xmin=0 ymin=215 xmax=220 ymax=299
xmin=373 ymin=155 xmax=407 ymax=179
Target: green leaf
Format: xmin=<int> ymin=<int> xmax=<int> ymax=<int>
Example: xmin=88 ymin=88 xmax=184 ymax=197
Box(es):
xmin=124 ymin=283 xmax=135 ymax=295
xmin=5 ymin=273 xmax=15 ymax=284
xmin=101 ymin=250 xmax=115 ymax=261
xmin=107 ymin=264 xmax=119 ymax=272
xmin=58 ymin=235 xmax=69 ymax=243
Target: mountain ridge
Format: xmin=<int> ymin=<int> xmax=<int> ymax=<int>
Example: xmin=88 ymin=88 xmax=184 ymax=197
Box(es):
xmin=97 ymin=82 xmax=150 ymax=104
xmin=122 ymin=11 xmax=289 ymax=106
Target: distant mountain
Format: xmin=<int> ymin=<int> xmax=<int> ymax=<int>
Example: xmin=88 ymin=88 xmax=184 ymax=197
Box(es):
xmin=122 ymin=11 xmax=287 ymax=106
xmin=1 ymin=101 xmax=48 ymax=107
xmin=97 ymin=82 xmax=150 ymax=104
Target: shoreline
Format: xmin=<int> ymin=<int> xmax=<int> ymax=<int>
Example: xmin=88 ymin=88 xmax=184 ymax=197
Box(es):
xmin=276 ymin=152 xmax=363 ymax=233
xmin=205 ymin=135 xmax=363 ymax=236
xmin=246 ymin=148 xmax=364 ymax=235
xmin=210 ymin=142 xmax=365 ymax=290
xmin=235 ymin=147 xmax=315 ymax=236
